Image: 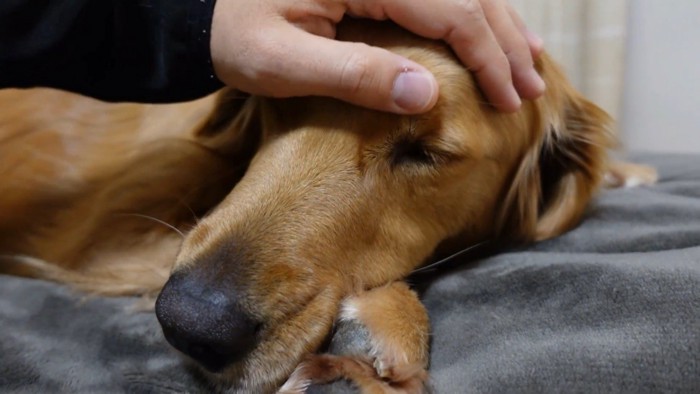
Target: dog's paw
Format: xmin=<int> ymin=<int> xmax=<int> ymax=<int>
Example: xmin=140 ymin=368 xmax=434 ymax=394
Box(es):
xmin=338 ymin=282 xmax=430 ymax=372
xmin=279 ymin=354 xmax=371 ymax=393
xmin=280 ymin=282 xmax=430 ymax=393
xmin=604 ymin=161 xmax=658 ymax=188
xmin=280 ymin=353 xmax=427 ymax=394
xmin=373 ymin=356 xmax=427 ymax=385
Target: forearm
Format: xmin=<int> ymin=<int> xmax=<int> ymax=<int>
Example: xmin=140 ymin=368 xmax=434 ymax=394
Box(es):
xmin=0 ymin=0 xmax=223 ymax=103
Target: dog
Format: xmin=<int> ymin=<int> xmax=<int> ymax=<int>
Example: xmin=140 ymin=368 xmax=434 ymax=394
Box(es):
xmin=0 ymin=20 xmax=656 ymax=393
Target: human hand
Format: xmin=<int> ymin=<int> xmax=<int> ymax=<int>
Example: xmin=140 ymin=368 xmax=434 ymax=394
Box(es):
xmin=210 ymin=0 xmax=545 ymax=114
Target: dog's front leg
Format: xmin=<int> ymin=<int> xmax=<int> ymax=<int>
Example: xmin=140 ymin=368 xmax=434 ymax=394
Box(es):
xmin=280 ymin=281 xmax=430 ymax=393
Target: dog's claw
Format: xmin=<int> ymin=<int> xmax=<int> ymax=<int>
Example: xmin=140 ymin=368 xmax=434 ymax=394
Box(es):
xmin=373 ymin=357 xmax=388 ymax=378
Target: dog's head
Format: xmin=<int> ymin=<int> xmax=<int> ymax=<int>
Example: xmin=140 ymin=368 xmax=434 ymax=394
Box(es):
xmin=155 ymin=21 xmax=612 ymax=392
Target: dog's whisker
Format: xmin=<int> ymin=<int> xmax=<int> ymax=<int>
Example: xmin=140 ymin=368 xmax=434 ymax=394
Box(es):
xmin=0 ymin=254 xmax=62 ymax=278
xmin=174 ymin=196 xmax=200 ymax=223
xmin=411 ymin=240 xmax=490 ymax=274
xmin=0 ymin=253 xmax=41 ymax=265
xmin=117 ymin=213 xmax=185 ymax=238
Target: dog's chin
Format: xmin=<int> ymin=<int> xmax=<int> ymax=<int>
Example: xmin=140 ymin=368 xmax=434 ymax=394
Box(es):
xmin=195 ymin=358 xmax=279 ymax=394
xmin=189 ymin=336 xmax=306 ymax=393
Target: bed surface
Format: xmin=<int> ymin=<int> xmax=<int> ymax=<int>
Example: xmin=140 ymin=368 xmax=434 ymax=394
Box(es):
xmin=1 ymin=153 xmax=699 ymax=393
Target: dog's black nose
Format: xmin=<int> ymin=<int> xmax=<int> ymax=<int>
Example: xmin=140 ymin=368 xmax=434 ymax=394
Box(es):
xmin=155 ymin=270 xmax=259 ymax=372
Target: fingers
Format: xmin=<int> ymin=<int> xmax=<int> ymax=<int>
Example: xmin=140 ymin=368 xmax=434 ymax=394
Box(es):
xmin=481 ymin=0 xmax=545 ymax=101
xmin=448 ymin=0 xmax=524 ymax=112
xmin=211 ymin=0 xmax=546 ymax=114
xmin=506 ymin=5 xmax=544 ymax=58
xmin=347 ymin=0 xmax=545 ymax=112
xmin=243 ymin=25 xmax=440 ymax=114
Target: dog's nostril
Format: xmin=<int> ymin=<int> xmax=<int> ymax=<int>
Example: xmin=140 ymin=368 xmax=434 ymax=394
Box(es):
xmin=155 ymin=271 xmax=259 ymax=372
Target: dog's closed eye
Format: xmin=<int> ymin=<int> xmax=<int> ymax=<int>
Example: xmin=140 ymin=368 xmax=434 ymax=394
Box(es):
xmin=391 ymin=138 xmax=435 ymax=167
xmin=390 ymin=137 xmax=461 ymax=171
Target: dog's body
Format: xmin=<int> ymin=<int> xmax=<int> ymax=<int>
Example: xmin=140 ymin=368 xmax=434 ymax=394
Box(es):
xmin=0 ymin=21 xmax=655 ymax=393
xmin=0 ymin=88 xmax=238 ymax=292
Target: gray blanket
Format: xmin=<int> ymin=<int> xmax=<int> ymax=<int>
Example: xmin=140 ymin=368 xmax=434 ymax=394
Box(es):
xmin=1 ymin=153 xmax=699 ymax=393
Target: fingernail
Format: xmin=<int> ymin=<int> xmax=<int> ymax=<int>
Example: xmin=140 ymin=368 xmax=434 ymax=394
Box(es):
xmin=520 ymin=68 xmax=546 ymax=100
xmin=392 ymin=70 xmax=437 ymax=112
xmin=528 ymin=68 xmax=546 ymax=94
xmin=501 ymin=84 xmax=522 ymax=112
xmin=525 ymin=30 xmax=544 ymax=50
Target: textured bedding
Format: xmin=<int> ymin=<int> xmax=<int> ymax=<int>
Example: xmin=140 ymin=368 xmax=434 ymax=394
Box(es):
xmin=1 ymin=153 xmax=699 ymax=393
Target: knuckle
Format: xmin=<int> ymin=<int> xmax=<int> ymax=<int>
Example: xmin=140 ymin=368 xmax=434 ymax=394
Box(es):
xmin=347 ymin=1 xmax=387 ymax=20
xmin=457 ymin=0 xmax=485 ymax=20
xmin=504 ymin=36 xmax=533 ymax=64
xmin=337 ymin=46 xmax=375 ymax=95
xmin=446 ymin=1 xmax=488 ymax=45
xmin=468 ymin=47 xmax=509 ymax=74
xmin=494 ymin=52 xmax=511 ymax=72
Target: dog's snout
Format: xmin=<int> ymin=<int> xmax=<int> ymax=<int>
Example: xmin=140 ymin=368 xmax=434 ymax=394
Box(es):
xmin=155 ymin=270 xmax=259 ymax=372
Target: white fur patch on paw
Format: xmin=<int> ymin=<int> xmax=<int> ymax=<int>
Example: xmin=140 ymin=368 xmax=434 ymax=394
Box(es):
xmin=278 ymin=360 xmax=314 ymax=394
xmin=604 ymin=162 xmax=658 ymax=188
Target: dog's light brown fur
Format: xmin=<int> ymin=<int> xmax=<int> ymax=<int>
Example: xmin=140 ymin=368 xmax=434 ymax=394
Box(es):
xmin=0 ymin=20 xmax=653 ymax=393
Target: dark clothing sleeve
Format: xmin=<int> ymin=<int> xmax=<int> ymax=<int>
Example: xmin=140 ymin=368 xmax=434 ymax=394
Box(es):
xmin=0 ymin=0 xmax=224 ymax=103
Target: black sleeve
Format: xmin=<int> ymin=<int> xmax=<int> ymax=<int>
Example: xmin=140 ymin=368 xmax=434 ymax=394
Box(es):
xmin=0 ymin=0 xmax=224 ymax=103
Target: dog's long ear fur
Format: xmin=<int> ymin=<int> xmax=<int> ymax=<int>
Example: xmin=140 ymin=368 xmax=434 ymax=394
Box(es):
xmin=195 ymin=88 xmax=262 ymax=160
xmin=498 ymin=61 xmax=614 ymax=242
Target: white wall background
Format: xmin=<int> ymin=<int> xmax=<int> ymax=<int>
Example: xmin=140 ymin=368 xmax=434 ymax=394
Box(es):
xmin=621 ymin=0 xmax=700 ymax=153
xmin=512 ymin=0 xmax=700 ymax=154
xmin=511 ymin=0 xmax=628 ymax=122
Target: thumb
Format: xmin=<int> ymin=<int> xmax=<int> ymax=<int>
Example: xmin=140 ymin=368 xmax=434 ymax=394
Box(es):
xmin=268 ymin=27 xmax=439 ymax=114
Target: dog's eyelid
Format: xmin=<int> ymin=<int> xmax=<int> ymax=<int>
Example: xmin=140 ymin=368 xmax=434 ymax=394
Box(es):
xmin=390 ymin=136 xmax=462 ymax=169
xmin=426 ymin=144 xmax=464 ymax=165
xmin=390 ymin=137 xmax=433 ymax=167
xmin=422 ymin=132 xmax=470 ymax=161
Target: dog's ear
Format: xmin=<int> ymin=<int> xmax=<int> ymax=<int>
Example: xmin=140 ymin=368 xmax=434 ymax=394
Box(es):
xmin=195 ymin=88 xmax=261 ymax=159
xmin=498 ymin=88 xmax=613 ymax=242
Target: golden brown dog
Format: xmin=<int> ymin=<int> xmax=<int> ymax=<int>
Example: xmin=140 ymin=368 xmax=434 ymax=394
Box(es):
xmin=0 ymin=20 xmax=655 ymax=393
